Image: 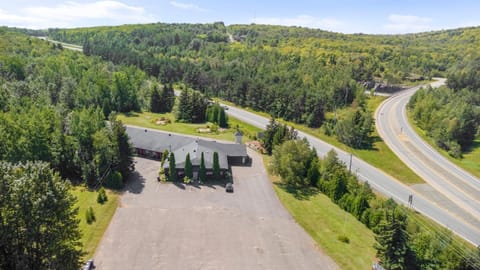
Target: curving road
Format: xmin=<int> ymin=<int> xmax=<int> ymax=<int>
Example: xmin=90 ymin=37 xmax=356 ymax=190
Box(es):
xmin=46 ymin=37 xmax=480 ymax=245
xmin=222 ymin=95 xmax=480 ymax=246
xmin=376 ymin=78 xmax=480 ymax=235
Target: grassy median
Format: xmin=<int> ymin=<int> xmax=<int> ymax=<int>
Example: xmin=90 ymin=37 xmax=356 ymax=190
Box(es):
xmin=408 ymin=113 xmax=480 ymax=179
xmin=220 ymin=96 xmax=424 ymax=185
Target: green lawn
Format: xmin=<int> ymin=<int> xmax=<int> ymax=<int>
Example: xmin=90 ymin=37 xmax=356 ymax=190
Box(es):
xmin=408 ymin=114 xmax=480 ymax=179
xmin=117 ymin=111 xmax=262 ymax=143
xmin=263 ymin=156 xmax=377 ymax=269
xmin=71 ymin=187 xmax=119 ymax=259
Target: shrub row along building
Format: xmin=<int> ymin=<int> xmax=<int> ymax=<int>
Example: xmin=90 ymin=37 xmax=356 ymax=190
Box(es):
xmin=126 ymin=126 xmax=249 ymax=179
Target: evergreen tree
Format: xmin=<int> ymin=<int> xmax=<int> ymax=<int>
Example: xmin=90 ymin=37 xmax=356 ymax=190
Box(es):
xmin=212 ymin=151 xmax=220 ymax=180
xmin=109 ymin=115 xmax=134 ymax=179
xmin=374 ymin=207 xmax=410 ymax=270
xmin=150 ymin=86 xmax=162 ymax=113
xmin=218 ymin=108 xmax=228 ymax=128
xmin=306 ymin=156 xmax=320 ymax=186
xmin=336 ymin=109 xmax=374 ymax=149
xmin=261 ymin=118 xmax=279 ymax=155
xmin=177 ymin=88 xmax=191 ymax=122
xmin=161 ymin=83 xmax=175 ymax=112
xmin=185 ymin=153 xmax=193 ymax=179
xmin=199 ymin=152 xmax=206 ymax=182
xmin=168 ymin=152 xmax=177 ymax=181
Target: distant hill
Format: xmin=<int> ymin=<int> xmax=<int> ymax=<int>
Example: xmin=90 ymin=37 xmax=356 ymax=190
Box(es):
xmin=35 ymin=23 xmax=480 ymax=127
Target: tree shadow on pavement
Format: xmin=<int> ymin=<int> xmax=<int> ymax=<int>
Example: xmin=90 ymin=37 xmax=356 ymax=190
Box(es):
xmin=123 ymin=171 xmax=146 ymax=194
xmin=173 ymin=182 xmax=186 ymax=190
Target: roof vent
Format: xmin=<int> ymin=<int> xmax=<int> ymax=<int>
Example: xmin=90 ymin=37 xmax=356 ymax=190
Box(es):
xmin=169 ymin=134 xmax=171 ymax=136
xmin=144 ymin=129 xmax=147 ymax=132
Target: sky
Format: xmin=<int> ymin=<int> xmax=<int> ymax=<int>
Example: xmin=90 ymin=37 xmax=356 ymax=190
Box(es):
xmin=0 ymin=0 xmax=479 ymax=34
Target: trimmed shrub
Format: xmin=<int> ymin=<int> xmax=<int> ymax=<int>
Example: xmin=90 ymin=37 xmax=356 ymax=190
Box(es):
xmin=86 ymin=207 xmax=96 ymax=224
xmin=97 ymin=187 xmax=108 ymax=204
xmin=338 ymin=235 xmax=350 ymax=244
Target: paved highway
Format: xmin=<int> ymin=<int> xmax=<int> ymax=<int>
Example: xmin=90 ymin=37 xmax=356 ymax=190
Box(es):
xmin=36 ymin=37 xmax=83 ymax=52
xmin=47 ymin=37 xmax=480 ymax=245
xmin=376 ymin=79 xmax=480 ymax=234
xmin=222 ymin=95 xmax=480 ymax=246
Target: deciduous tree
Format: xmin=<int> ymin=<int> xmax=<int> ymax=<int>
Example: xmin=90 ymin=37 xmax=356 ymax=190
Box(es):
xmin=0 ymin=162 xmax=82 ymax=270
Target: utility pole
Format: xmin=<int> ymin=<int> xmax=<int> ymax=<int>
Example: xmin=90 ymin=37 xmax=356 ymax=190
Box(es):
xmin=349 ymin=153 xmax=353 ymax=173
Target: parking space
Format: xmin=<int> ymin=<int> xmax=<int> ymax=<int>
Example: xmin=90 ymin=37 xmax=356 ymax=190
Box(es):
xmin=94 ymin=149 xmax=338 ymax=269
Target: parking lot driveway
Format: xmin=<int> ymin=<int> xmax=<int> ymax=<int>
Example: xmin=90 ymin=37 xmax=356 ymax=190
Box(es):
xmin=94 ymin=149 xmax=338 ymax=269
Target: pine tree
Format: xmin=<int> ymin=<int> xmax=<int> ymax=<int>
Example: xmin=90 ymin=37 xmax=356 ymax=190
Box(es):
xmin=212 ymin=151 xmax=220 ymax=180
xmin=185 ymin=153 xmax=193 ymax=179
xmin=218 ymin=107 xmax=228 ymax=128
xmin=306 ymin=156 xmax=320 ymax=186
xmin=199 ymin=152 xmax=206 ymax=182
xmin=374 ymin=207 xmax=410 ymax=270
xmin=177 ymin=88 xmax=190 ymax=122
xmin=168 ymin=152 xmax=177 ymax=181
xmin=150 ymin=86 xmax=162 ymax=113
xmin=160 ymin=83 xmax=175 ymax=113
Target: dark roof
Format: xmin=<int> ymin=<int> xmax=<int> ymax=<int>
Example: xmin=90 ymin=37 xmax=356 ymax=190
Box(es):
xmin=126 ymin=126 xmax=195 ymax=153
xmin=126 ymin=126 xmax=247 ymax=169
xmin=168 ymin=141 xmax=229 ymax=169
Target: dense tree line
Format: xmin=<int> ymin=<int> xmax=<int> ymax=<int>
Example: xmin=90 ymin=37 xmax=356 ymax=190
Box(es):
xmin=261 ymin=118 xmax=298 ymax=154
xmin=0 ymin=29 xmax=143 ymax=267
xmin=0 ymin=106 xmax=133 ymax=186
xmin=46 ymin=24 xmax=480 ymax=131
xmin=44 ymin=23 xmax=371 ymax=128
xmin=270 ymin=138 xmax=480 ymax=269
xmin=176 ymin=88 xmax=209 ymax=123
xmin=150 ymin=83 xmax=175 ymax=113
xmin=409 ymin=84 xmax=479 ymax=157
xmin=205 ymin=103 xmax=228 ymax=128
xmin=0 ymin=29 xmax=139 ymax=184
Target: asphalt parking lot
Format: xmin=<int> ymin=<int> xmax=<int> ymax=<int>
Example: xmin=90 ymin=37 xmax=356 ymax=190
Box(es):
xmin=94 ymin=149 xmax=338 ymax=269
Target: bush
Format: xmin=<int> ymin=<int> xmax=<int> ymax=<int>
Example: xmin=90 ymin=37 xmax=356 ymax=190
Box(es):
xmin=97 ymin=187 xmax=108 ymax=204
xmin=85 ymin=206 xmax=96 ymax=224
xmin=210 ymin=123 xmax=219 ymax=133
xmin=337 ymin=235 xmax=350 ymax=244
xmin=447 ymin=141 xmax=462 ymax=158
xmin=104 ymin=171 xmax=123 ymax=190
xmin=183 ymin=176 xmax=191 ymax=184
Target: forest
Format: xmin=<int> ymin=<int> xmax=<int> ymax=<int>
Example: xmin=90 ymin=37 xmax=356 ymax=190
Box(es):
xmin=2 ymin=21 xmax=480 ymax=268
xmin=0 ymin=28 xmax=156 ymax=268
xmin=44 ymin=22 xmax=480 ymax=153
xmin=409 ymin=55 xmax=480 ymax=157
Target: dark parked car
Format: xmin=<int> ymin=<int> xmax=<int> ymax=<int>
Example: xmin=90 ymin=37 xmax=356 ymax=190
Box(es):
xmin=225 ymin=183 xmax=234 ymax=193
xmin=83 ymin=259 xmax=95 ymax=270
